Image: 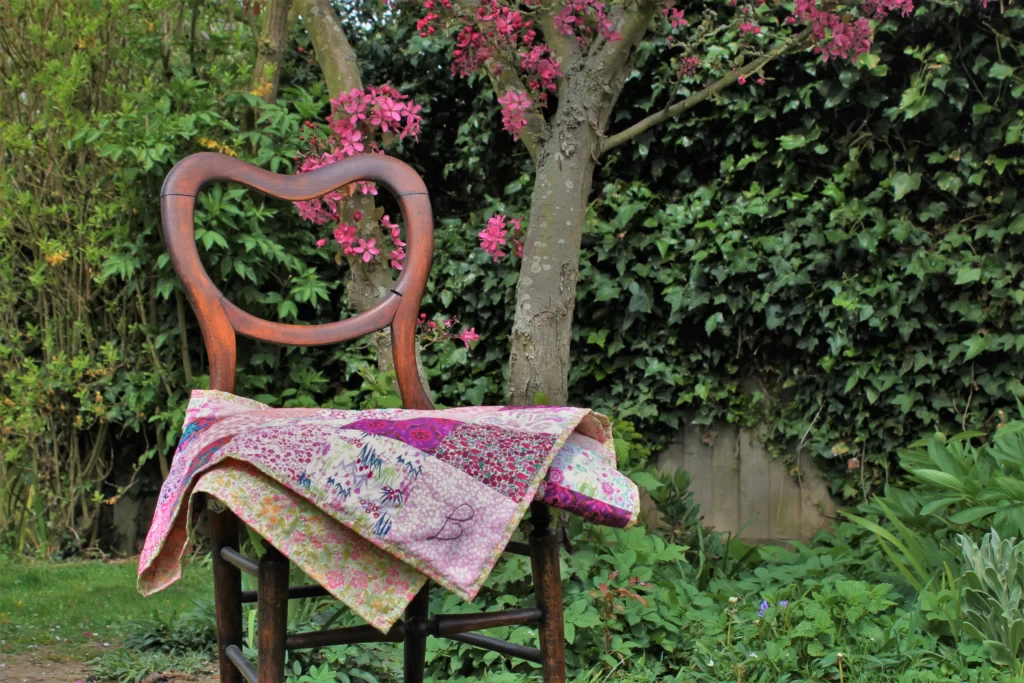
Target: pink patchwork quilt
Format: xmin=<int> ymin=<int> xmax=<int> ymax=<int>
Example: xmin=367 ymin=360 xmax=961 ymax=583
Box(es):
xmin=138 ymin=391 xmax=639 ymax=631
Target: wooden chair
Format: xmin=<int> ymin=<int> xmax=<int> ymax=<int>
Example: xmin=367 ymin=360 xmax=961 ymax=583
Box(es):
xmin=161 ymin=152 xmax=567 ymax=683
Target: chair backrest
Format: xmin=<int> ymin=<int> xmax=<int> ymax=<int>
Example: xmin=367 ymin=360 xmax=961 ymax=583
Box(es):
xmin=161 ymin=152 xmax=434 ymax=410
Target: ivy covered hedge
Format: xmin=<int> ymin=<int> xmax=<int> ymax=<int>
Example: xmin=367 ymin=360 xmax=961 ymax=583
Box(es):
xmin=424 ymin=0 xmax=1024 ymax=498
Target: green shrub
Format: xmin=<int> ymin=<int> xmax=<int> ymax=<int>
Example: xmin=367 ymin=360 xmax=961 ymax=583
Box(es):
xmin=958 ymin=530 xmax=1024 ymax=676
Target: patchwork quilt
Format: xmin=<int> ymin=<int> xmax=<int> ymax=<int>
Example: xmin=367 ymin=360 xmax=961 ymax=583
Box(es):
xmin=139 ymin=390 xmax=640 ymax=631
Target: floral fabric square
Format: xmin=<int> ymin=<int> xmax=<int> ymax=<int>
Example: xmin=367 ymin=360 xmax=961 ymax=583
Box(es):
xmin=434 ymin=423 xmax=557 ymax=501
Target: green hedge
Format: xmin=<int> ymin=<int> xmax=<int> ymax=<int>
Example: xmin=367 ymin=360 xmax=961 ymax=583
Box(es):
xmin=418 ymin=1 xmax=1024 ymax=497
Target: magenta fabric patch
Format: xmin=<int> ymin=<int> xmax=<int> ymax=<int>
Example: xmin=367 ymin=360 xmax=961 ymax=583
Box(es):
xmin=541 ymin=482 xmax=632 ymax=529
xmin=342 ymin=416 xmax=462 ymax=453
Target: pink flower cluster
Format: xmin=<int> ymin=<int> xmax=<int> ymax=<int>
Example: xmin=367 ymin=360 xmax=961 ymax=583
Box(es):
xmin=293 ymin=85 xmax=422 ymax=270
xmin=520 ymin=44 xmax=561 ymax=102
xmin=678 ymin=56 xmax=702 ymax=77
xmin=497 ymin=91 xmax=532 ymax=140
xmin=479 ymin=214 xmax=523 ymax=262
xmin=329 ymin=84 xmax=422 ymax=144
xmin=414 ymin=0 xmax=569 ymax=140
xmin=381 ymin=214 xmax=407 ymax=270
xmin=792 ymin=0 xmax=913 ymax=62
xmin=554 ymin=0 xmax=620 ymax=42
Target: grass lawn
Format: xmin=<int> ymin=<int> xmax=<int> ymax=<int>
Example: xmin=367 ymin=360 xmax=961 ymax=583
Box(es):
xmin=0 ymin=556 xmax=212 ymax=658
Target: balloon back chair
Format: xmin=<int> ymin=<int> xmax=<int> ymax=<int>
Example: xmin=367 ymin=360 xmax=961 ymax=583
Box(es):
xmin=161 ymin=152 xmax=567 ymax=683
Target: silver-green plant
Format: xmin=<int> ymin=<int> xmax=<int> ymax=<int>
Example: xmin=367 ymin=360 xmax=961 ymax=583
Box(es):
xmin=958 ymin=529 xmax=1024 ymax=675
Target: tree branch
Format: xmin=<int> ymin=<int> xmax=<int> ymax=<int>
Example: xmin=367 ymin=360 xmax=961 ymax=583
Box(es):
xmin=295 ymin=0 xmax=362 ymax=94
xmin=593 ymin=0 xmax=659 ymax=75
xmin=535 ymin=0 xmax=581 ymax=76
xmin=250 ymin=0 xmax=295 ymax=102
xmin=598 ymin=28 xmax=813 ymax=156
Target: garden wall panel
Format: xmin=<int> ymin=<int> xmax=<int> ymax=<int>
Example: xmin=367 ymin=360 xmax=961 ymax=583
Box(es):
xmin=657 ymin=423 xmax=836 ymax=544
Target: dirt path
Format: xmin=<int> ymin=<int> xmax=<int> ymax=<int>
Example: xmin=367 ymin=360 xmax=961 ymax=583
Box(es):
xmin=0 ymin=647 xmax=217 ymax=683
xmin=0 ymin=649 xmax=90 ymax=683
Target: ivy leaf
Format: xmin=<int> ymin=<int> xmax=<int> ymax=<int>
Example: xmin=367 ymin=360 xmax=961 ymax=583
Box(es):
xmin=955 ymin=267 xmax=982 ymax=285
xmin=891 ymin=172 xmax=922 ymax=201
xmin=627 ymin=281 xmax=652 ymax=313
xmin=988 ymin=62 xmax=1015 ymax=80
xmin=705 ymin=312 xmax=724 ymax=335
xmin=1008 ymin=215 xmax=1024 ymax=235
xmin=594 ymin=280 xmax=621 ymax=302
xmin=778 ymin=134 xmax=807 ymax=150
xmin=964 ymin=335 xmax=988 ymax=361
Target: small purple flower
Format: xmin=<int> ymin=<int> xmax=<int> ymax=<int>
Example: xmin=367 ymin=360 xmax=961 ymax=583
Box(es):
xmin=758 ymin=600 xmax=769 ymax=617
xmin=778 ymin=600 xmax=789 ymax=608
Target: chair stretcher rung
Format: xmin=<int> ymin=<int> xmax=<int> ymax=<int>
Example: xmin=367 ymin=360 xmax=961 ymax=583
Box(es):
xmin=286 ymin=622 xmax=406 ymax=650
xmin=446 ymin=631 xmax=542 ymax=663
xmin=432 ymin=607 xmax=543 ymax=637
xmin=224 ymin=644 xmax=257 ymax=683
xmin=240 ymin=583 xmax=330 ymax=603
xmin=504 ymin=540 xmax=531 ymax=556
xmin=220 ymin=547 xmax=258 ymax=576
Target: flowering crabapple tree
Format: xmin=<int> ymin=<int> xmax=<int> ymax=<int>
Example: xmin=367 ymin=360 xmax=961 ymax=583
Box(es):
xmin=271 ymin=0 xmax=931 ymax=406
xmin=409 ymin=0 xmax=920 ymax=407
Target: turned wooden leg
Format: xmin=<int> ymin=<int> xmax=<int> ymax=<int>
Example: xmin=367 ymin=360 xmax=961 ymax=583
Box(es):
xmin=257 ymin=543 xmax=290 ymax=683
xmin=209 ymin=505 xmax=244 ymax=683
xmin=403 ymin=583 xmax=430 ymax=683
xmin=529 ymin=503 xmax=566 ymax=683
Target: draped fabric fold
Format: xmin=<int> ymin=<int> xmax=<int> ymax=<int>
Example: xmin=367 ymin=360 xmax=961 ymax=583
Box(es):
xmin=139 ymin=391 xmax=639 ymax=631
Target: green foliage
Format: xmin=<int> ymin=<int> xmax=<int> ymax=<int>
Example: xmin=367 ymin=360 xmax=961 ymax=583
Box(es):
xmin=570 ymin=2 xmax=1024 ymax=495
xmin=958 ymin=530 xmax=1024 ymax=675
xmin=122 ymin=598 xmax=217 ymax=655
xmin=844 ymin=415 xmax=1024 ymax=595
xmin=89 ymin=649 xmax=214 ymax=683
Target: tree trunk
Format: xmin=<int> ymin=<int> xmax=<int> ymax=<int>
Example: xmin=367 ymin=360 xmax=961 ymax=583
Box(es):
xmin=250 ymin=0 xmax=294 ymax=102
xmin=507 ymin=110 xmax=597 ymax=406
xmin=507 ymin=3 xmax=656 ymax=407
xmin=295 ymin=0 xmax=362 ymax=94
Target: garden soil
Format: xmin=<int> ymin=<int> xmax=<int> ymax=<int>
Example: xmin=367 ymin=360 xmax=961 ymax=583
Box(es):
xmin=0 ymin=647 xmax=216 ymax=683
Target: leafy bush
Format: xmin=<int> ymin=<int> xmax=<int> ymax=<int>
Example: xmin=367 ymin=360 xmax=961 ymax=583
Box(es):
xmin=123 ymin=598 xmax=217 ymax=655
xmin=844 ymin=415 xmax=1024 ymax=591
xmin=958 ymin=530 xmax=1024 ymax=676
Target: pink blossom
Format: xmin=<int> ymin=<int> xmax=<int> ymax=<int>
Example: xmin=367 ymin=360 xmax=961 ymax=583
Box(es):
xmin=352 ymin=238 xmax=380 ymax=263
xmin=338 ymin=128 xmax=364 ymax=156
xmin=497 ymin=90 xmax=532 ymax=140
xmin=458 ymin=327 xmax=480 ymax=347
xmin=662 ymin=6 xmax=687 ymax=29
xmin=479 ymin=214 xmax=509 ymax=260
xmin=316 ymin=238 xmax=327 ymax=248
xmin=390 ymin=247 xmax=406 ymax=270
xmin=334 ymin=223 xmax=356 ymax=247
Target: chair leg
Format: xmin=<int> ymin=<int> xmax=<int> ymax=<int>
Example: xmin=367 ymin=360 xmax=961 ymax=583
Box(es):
xmin=258 ymin=543 xmax=290 ymax=683
xmin=403 ymin=583 xmax=430 ymax=683
xmin=209 ymin=505 xmax=244 ymax=683
xmin=529 ymin=502 xmax=567 ymax=683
